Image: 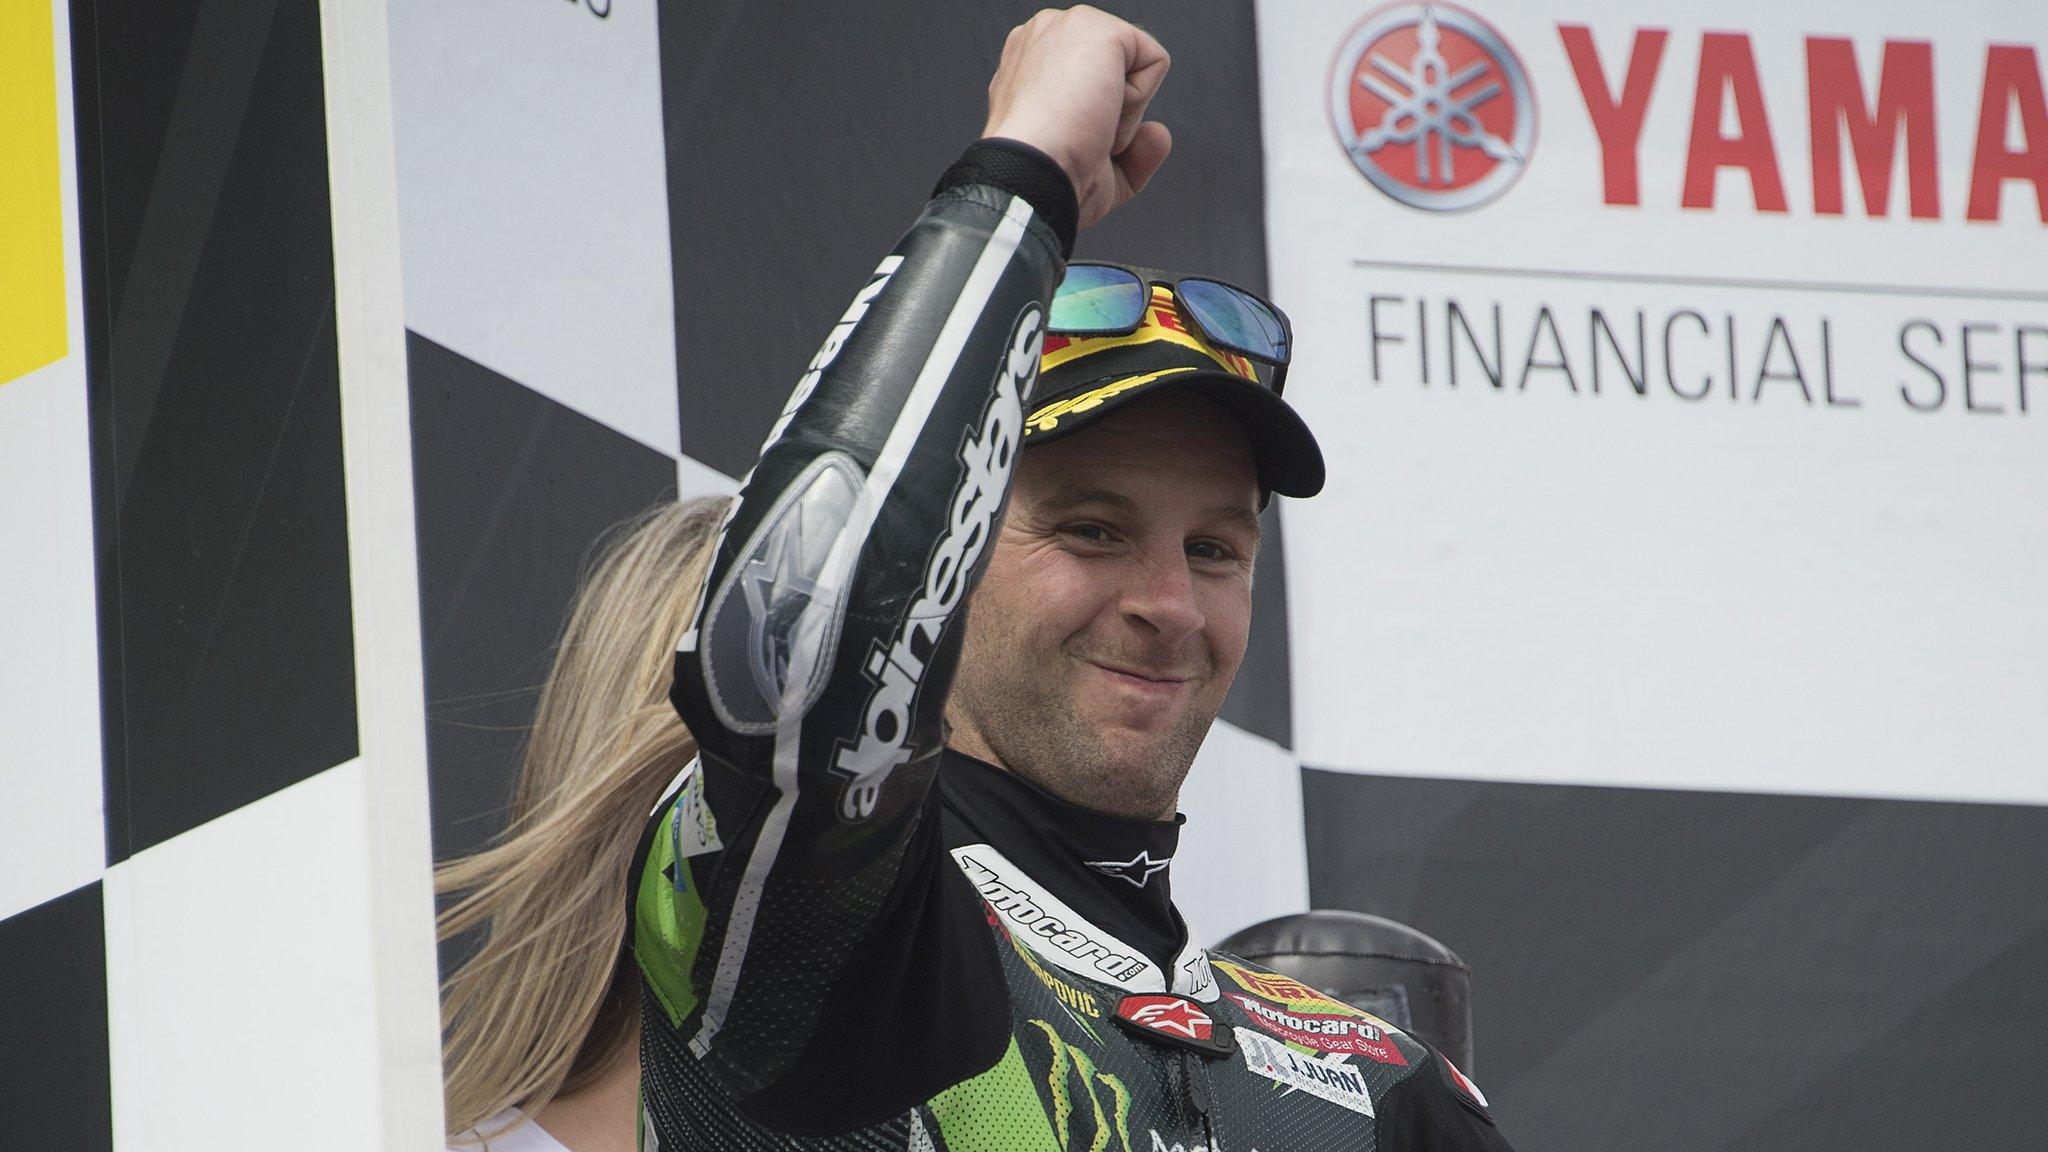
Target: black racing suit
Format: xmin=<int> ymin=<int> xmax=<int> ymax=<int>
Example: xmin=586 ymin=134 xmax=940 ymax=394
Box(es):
xmin=630 ymin=139 xmax=1515 ymax=1152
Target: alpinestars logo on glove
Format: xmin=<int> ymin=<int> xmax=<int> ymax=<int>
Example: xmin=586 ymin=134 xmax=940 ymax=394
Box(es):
xmin=833 ymin=305 xmax=1044 ymax=820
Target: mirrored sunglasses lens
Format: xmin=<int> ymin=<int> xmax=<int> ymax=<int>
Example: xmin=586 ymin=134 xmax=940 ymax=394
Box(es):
xmin=1050 ymin=265 xmax=1146 ymax=333
xmin=1178 ymin=279 xmax=1289 ymax=362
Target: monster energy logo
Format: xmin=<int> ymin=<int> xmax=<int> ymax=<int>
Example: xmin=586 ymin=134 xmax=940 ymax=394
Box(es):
xmin=1027 ymin=1020 xmax=1134 ymax=1152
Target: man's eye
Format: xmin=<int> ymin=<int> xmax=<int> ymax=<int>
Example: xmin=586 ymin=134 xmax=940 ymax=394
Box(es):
xmin=1066 ymin=523 xmax=1112 ymax=543
xmin=1188 ymin=540 xmax=1234 ymax=562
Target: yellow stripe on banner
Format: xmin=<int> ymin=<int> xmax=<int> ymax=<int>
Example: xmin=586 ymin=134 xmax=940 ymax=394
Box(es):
xmin=1025 ymin=366 xmax=1200 ymax=436
xmin=0 ymin=0 xmax=68 ymax=387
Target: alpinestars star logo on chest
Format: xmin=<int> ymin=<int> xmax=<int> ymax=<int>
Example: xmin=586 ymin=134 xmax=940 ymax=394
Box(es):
xmin=1114 ymin=994 xmax=1235 ymax=1056
xmin=1085 ymin=849 xmax=1170 ymax=887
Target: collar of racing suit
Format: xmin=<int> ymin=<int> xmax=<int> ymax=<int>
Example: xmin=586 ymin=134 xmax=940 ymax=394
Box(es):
xmin=937 ymin=749 xmax=1189 ymax=978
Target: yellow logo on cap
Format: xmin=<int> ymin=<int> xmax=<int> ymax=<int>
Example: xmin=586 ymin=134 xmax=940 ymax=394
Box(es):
xmin=1025 ymin=366 xmax=1200 ymax=436
xmin=1040 ymin=286 xmax=1257 ymax=380
xmin=1 ymin=0 xmax=68 ymax=387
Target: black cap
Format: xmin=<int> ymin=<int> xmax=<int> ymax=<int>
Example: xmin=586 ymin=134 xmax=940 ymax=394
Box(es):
xmin=1025 ymin=284 xmax=1325 ymax=498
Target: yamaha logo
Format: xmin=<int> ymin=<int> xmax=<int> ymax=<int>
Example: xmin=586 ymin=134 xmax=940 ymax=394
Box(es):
xmin=1329 ymin=2 xmax=1536 ymax=212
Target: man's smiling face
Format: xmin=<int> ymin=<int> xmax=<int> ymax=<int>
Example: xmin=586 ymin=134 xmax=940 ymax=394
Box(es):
xmin=946 ymin=391 xmax=1262 ymax=819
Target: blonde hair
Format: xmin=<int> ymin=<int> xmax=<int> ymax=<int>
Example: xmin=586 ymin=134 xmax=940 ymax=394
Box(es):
xmin=435 ymin=495 xmax=730 ymax=1140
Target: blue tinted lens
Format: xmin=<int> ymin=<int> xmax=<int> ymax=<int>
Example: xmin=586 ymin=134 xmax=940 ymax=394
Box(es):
xmin=1050 ymin=265 xmax=1146 ymax=334
xmin=1177 ymin=278 xmax=1289 ymax=363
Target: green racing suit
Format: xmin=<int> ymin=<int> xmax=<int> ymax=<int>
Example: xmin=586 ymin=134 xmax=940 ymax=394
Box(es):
xmin=630 ymin=139 xmax=1515 ymax=1152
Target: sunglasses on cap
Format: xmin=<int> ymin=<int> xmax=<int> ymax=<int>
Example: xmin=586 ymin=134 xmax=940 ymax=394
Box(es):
xmin=1048 ymin=262 xmax=1293 ymax=395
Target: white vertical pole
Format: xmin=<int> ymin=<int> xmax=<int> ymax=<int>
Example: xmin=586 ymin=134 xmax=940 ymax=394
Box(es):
xmin=317 ymin=0 xmax=445 ymax=1146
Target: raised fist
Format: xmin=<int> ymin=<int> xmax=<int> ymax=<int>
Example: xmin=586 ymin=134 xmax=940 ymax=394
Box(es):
xmin=982 ymin=6 xmax=1173 ymax=230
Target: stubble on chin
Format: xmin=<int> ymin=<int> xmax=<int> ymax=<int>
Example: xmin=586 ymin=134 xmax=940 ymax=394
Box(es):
xmin=976 ymin=666 xmax=1210 ymax=820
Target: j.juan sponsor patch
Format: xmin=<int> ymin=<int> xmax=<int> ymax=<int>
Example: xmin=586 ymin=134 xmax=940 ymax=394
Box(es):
xmin=1234 ymin=1027 xmax=1376 ymax=1117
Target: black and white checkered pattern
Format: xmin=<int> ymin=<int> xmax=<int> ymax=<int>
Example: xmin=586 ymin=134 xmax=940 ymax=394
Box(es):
xmin=4 ymin=0 xmax=383 ymax=1145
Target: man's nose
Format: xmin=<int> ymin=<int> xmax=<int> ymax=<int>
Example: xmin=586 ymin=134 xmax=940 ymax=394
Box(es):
xmin=1119 ymin=545 xmax=1205 ymax=642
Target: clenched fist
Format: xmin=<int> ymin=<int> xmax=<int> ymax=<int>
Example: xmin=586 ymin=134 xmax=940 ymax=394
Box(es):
xmin=982 ymin=7 xmax=1173 ymax=230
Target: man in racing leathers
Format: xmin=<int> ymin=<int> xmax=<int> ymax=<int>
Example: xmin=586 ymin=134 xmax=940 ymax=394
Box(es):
xmin=630 ymin=9 xmax=1514 ymax=1150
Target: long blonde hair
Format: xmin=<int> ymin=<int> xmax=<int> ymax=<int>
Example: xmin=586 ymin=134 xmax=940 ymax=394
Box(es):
xmin=436 ymin=495 xmax=730 ymax=1139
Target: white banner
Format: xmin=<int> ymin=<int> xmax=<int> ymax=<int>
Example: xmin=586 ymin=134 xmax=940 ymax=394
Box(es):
xmin=391 ymin=0 xmax=679 ymax=456
xmin=1258 ymin=0 xmax=2047 ymax=803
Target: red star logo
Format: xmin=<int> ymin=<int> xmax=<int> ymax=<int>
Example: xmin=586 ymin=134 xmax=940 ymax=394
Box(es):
xmin=1114 ymin=993 xmax=1236 ymax=1056
xmin=1122 ymin=995 xmax=1212 ymax=1040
